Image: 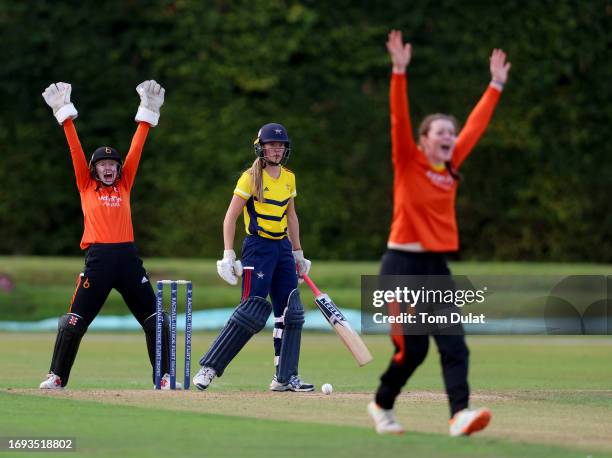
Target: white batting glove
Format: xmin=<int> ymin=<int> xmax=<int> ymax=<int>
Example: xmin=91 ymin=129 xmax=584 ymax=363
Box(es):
xmin=42 ymin=82 xmax=78 ymax=125
xmin=292 ymin=250 xmax=311 ymax=283
xmin=216 ymin=250 xmax=243 ymax=286
xmin=135 ymin=80 xmax=165 ymax=127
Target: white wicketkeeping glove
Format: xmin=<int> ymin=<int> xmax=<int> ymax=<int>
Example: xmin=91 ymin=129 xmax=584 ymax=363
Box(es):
xmin=135 ymin=80 xmax=165 ymax=127
xmin=216 ymin=250 xmax=243 ymax=286
xmin=42 ymin=82 xmax=78 ymax=125
xmin=292 ymin=250 xmax=311 ymax=283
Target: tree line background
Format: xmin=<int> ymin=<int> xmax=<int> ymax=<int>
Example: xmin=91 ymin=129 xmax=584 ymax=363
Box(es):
xmin=1 ymin=0 xmax=610 ymax=261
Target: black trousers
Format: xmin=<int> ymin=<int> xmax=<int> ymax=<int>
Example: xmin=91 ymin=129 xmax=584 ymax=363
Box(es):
xmin=374 ymin=249 xmax=470 ymax=417
xmin=69 ymin=243 xmax=156 ymax=326
xmin=48 ymin=243 xmax=161 ymax=385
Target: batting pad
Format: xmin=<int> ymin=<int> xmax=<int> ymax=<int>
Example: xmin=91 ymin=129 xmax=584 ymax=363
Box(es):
xmin=200 ymin=296 xmax=271 ymax=376
xmin=277 ymin=289 xmax=305 ymax=383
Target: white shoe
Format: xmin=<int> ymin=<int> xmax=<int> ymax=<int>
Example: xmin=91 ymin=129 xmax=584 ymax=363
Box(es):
xmin=193 ymin=366 xmax=216 ymax=391
xmin=269 ymin=374 xmax=315 ymax=392
xmin=449 ymin=408 xmax=492 ymax=437
xmin=158 ymin=373 xmax=183 ymax=390
xmin=367 ymin=401 xmax=405 ymax=434
xmin=269 ymin=375 xmax=286 ymax=391
xmin=39 ymin=372 xmax=63 ymax=390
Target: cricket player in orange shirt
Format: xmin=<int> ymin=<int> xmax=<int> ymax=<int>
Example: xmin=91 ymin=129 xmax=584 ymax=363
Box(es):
xmin=368 ymin=30 xmax=511 ymax=436
xmin=38 ymin=80 xmax=176 ymax=389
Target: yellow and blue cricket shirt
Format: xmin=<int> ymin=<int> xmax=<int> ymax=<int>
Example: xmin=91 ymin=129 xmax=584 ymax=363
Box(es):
xmin=234 ymin=167 xmax=297 ymax=240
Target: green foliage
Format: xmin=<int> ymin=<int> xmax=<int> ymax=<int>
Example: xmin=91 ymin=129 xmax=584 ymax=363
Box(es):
xmin=0 ymin=1 xmax=610 ymax=260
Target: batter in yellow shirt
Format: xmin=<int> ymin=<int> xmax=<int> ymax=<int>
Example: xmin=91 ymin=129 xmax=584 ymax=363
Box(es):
xmin=233 ymin=166 xmax=297 ymax=239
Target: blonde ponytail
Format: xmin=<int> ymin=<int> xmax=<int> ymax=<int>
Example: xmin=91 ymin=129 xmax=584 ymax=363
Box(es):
xmin=248 ymin=157 xmax=265 ymax=201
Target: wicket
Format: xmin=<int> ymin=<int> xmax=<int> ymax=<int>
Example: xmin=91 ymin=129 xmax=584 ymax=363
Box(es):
xmin=154 ymin=280 xmax=193 ymax=390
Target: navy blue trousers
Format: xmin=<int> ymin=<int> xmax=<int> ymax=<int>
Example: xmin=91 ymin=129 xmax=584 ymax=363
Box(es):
xmin=240 ymin=235 xmax=298 ymax=366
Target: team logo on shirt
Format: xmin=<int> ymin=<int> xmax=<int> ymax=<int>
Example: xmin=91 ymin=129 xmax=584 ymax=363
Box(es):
xmin=257 ymin=271 xmax=265 ymax=279
xmin=426 ymin=170 xmax=454 ymax=190
xmin=98 ymin=194 xmax=122 ymax=208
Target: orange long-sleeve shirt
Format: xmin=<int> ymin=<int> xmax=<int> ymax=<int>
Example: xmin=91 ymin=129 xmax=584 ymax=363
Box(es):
xmin=63 ymin=119 xmax=150 ymax=250
xmin=388 ymin=73 xmax=501 ymax=251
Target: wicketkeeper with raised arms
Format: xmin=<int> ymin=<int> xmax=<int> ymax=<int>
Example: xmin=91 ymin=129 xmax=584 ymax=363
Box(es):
xmin=193 ymin=123 xmax=314 ymax=392
xmin=38 ymin=80 xmax=178 ymax=390
xmin=367 ymin=30 xmax=511 ymax=436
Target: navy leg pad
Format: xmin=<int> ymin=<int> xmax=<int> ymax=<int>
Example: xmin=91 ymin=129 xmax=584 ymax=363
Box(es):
xmin=277 ymin=289 xmax=305 ymax=383
xmin=200 ymin=296 xmax=271 ymax=376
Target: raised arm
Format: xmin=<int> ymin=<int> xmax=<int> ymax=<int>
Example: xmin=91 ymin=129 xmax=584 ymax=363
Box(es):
xmin=453 ymin=49 xmax=511 ymax=168
xmin=121 ymin=80 xmax=165 ymax=188
xmin=42 ymin=83 xmax=89 ymax=190
xmin=121 ymin=122 xmax=150 ymax=189
xmin=386 ymin=30 xmax=418 ymax=168
xmin=489 ymin=48 xmax=511 ymax=91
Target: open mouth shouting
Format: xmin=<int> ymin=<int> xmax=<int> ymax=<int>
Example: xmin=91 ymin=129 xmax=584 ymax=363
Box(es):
xmin=439 ymin=143 xmax=454 ymax=160
xmin=94 ymin=159 xmax=119 ymax=186
xmin=102 ymin=171 xmax=116 ymax=183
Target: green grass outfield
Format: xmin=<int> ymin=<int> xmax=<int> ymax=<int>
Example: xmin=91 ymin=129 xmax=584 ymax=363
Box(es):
xmin=1 ymin=332 xmax=611 ymax=457
xmin=1 ymin=256 xmax=611 ymax=321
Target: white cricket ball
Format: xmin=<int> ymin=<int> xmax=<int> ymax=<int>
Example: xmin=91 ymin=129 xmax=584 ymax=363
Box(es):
xmin=321 ymin=383 xmax=333 ymax=395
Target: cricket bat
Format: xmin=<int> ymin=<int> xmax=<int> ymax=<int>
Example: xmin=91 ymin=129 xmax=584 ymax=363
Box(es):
xmin=302 ymin=273 xmax=373 ymax=366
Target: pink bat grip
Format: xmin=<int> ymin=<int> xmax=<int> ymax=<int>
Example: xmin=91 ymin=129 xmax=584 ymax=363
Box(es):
xmin=301 ymin=273 xmax=322 ymax=296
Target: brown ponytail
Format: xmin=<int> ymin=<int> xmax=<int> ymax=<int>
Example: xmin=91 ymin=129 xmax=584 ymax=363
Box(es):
xmin=444 ymin=161 xmax=461 ymax=181
xmin=248 ymin=157 xmax=265 ymax=201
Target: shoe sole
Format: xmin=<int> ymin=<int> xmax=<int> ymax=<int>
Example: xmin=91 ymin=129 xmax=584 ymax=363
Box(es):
xmin=270 ymin=386 xmax=315 ymax=392
xmin=269 ymin=382 xmax=289 ymax=392
xmin=462 ymin=409 xmax=492 ymax=436
xmin=194 ymin=383 xmax=209 ymax=391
